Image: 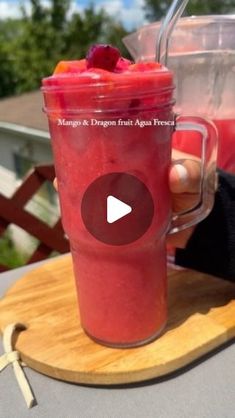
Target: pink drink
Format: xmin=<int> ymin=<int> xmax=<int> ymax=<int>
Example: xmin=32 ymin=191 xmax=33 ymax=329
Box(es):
xmin=213 ymin=120 xmax=235 ymax=173
xmin=42 ymin=52 xmax=175 ymax=347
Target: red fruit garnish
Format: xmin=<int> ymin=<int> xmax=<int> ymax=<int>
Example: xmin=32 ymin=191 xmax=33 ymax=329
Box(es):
xmin=114 ymin=57 xmax=133 ymax=73
xmin=86 ymin=44 xmax=121 ymax=71
xmin=54 ymin=59 xmax=87 ymax=74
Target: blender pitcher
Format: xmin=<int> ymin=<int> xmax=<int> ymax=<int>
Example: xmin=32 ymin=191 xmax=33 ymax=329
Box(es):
xmin=124 ymin=15 xmax=235 ymax=173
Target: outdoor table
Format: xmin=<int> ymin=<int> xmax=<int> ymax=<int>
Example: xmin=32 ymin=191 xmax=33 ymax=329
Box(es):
xmin=0 ymin=256 xmax=234 ymax=418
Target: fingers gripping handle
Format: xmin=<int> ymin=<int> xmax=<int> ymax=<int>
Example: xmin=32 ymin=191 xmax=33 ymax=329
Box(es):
xmin=169 ymin=116 xmax=218 ymax=234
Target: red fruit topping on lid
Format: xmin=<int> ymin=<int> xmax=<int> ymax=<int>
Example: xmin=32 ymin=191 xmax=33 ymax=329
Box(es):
xmin=114 ymin=57 xmax=133 ymax=73
xmin=54 ymin=59 xmax=87 ymax=74
xmin=86 ymin=44 xmax=121 ymax=71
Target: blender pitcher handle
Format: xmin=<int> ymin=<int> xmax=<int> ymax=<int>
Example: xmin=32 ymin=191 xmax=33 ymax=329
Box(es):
xmin=168 ymin=116 xmax=218 ymax=234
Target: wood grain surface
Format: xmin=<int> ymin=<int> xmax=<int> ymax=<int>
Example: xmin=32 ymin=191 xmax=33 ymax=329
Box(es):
xmin=0 ymin=254 xmax=234 ymax=385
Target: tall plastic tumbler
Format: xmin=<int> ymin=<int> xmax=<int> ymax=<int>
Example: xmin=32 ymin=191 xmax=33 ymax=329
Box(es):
xmin=42 ymin=65 xmax=217 ymax=347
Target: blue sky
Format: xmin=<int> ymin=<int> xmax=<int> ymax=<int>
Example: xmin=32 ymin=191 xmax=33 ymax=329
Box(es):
xmin=0 ymin=0 xmax=147 ymax=30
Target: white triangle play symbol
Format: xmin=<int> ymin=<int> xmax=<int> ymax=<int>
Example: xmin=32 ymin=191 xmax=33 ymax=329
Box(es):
xmin=107 ymin=195 xmax=132 ymax=224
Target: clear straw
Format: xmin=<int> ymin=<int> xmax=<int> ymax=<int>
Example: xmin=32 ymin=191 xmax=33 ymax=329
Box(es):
xmin=156 ymin=0 xmax=189 ymax=65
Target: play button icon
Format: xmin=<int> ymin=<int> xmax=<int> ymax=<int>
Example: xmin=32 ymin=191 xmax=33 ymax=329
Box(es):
xmin=81 ymin=172 xmax=154 ymax=245
xmin=107 ymin=196 xmax=132 ymax=224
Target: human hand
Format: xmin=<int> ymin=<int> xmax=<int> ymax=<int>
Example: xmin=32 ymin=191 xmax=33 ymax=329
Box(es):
xmin=167 ymin=149 xmax=201 ymax=248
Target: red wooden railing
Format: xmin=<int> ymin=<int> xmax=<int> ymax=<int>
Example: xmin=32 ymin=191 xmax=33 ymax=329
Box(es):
xmin=0 ymin=164 xmax=70 ymax=272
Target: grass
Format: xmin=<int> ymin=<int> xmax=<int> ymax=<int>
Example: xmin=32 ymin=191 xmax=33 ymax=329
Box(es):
xmin=0 ymin=233 xmax=27 ymax=268
xmin=0 ymin=232 xmax=60 ymax=269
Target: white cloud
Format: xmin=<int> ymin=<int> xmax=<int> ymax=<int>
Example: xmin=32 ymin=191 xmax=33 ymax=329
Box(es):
xmin=0 ymin=0 xmax=147 ymax=30
xmin=95 ymin=0 xmax=147 ymax=30
xmin=0 ymin=0 xmax=29 ymax=19
xmin=122 ymin=0 xmax=147 ymax=30
xmin=0 ymin=0 xmax=80 ymax=19
xmin=67 ymin=1 xmax=83 ymax=19
xmin=97 ymin=0 xmax=122 ymax=16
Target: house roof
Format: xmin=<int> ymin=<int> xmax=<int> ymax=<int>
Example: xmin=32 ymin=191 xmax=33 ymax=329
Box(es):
xmin=0 ymin=90 xmax=48 ymax=132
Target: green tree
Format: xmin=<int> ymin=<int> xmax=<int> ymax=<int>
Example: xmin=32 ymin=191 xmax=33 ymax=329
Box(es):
xmin=65 ymin=5 xmax=129 ymax=59
xmin=0 ymin=19 xmax=22 ymax=97
xmin=144 ymin=0 xmax=235 ymax=21
xmin=0 ymin=39 xmax=16 ymax=97
xmin=64 ymin=5 xmax=111 ymax=59
xmin=11 ymin=0 xmax=69 ymax=92
xmin=51 ymin=0 xmax=70 ymax=30
xmin=0 ymin=0 xmax=130 ymax=97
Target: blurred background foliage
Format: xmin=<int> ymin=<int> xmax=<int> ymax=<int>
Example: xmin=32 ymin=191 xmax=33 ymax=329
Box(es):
xmin=0 ymin=0 xmax=129 ymax=97
xmin=0 ymin=0 xmax=235 ymax=98
xmin=144 ymin=0 xmax=235 ymax=21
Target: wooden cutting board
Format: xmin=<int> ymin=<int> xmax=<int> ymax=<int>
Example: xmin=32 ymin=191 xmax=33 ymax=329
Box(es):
xmin=0 ymin=254 xmax=234 ymax=385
